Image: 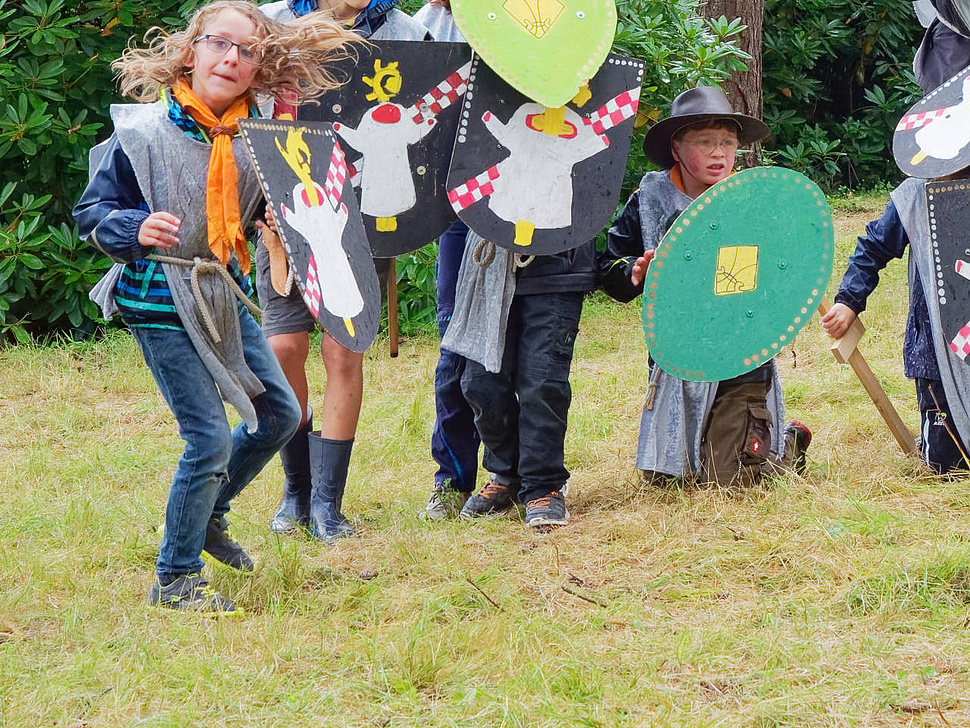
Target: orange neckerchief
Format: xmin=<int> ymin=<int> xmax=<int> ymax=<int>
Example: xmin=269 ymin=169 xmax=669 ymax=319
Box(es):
xmin=669 ymin=163 xmax=687 ymax=195
xmin=171 ymin=79 xmax=252 ymax=274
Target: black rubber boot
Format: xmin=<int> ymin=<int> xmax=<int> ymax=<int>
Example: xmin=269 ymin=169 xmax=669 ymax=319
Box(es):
xmin=270 ymin=415 xmax=313 ymax=533
xmin=308 ymin=434 xmax=356 ymax=543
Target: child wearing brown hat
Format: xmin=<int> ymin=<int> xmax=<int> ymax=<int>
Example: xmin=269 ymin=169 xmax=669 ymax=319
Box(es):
xmin=598 ymin=86 xmax=811 ymax=486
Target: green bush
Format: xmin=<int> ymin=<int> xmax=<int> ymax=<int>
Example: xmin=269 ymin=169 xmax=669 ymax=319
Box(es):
xmin=762 ymin=0 xmax=925 ymax=191
xmin=0 ymin=0 xmax=206 ymax=342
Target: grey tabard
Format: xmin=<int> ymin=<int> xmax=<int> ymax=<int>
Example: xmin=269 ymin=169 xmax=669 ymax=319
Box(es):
xmin=440 ymin=230 xmax=517 ymax=373
xmin=892 ymin=176 xmax=970 ymax=446
xmin=634 ymin=170 xmax=786 ymax=476
xmin=108 ymin=102 xmax=266 ymax=429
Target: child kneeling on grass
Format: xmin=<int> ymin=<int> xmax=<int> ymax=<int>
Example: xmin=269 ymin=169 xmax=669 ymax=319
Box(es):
xmin=598 ymin=86 xmax=812 ymax=487
xmin=73 ymin=0 xmax=358 ymax=614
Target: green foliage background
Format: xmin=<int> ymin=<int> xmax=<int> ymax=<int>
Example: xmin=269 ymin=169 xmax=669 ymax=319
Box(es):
xmin=762 ymin=0 xmax=924 ymax=191
xmin=0 ymin=0 xmax=925 ymax=341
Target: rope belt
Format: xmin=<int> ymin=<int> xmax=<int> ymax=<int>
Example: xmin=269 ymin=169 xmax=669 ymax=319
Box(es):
xmin=471 ymin=238 xmax=535 ymax=270
xmin=148 ymin=254 xmax=262 ymax=344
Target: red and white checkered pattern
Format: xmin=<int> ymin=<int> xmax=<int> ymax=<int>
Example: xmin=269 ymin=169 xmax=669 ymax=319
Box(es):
xmin=587 ymin=88 xmax=640 ymax=135
xmin=411 ymin=61 xmax=472 ymax=125
xmin=951 ymin=324 xmax=970 ymax=359
xmin=448 ymin=165 xmax=500 ymax=211
xmin=323 ymin=143 xmax=347 ymax=209
xmin=348 ymin=156 xmax=363 ymax=188
xmin=896 ymin=106 xmax=950 ymax=132
xmin=303 ymin=255 xmax=322 ymax=318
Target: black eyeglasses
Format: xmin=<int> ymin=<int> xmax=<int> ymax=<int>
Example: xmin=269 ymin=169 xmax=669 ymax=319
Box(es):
xmin=193 ymin=34 xmax=262 ymax=65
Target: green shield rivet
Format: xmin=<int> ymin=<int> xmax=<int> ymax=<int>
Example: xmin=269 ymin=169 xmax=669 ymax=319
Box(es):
xmin=745 ymin=310 xmax=755 ymax=318
xmin=684 ymin=251 xmax=693 ymax=260
xmin=710 ymin=222 xmax=719 ymax=230
xmin=778 ymin=261 xmax=788 ymax=269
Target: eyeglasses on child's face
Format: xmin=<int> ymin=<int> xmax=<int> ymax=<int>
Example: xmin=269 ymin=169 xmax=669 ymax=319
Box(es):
xmin=681 ymin=137 xmax=740 ymax=155
xmin=193 ymin=34 xmax=262 ymax=65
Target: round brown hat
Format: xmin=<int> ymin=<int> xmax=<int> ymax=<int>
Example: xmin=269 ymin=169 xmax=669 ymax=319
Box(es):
xmin=642 ymin=86 xmax=770 ymax=168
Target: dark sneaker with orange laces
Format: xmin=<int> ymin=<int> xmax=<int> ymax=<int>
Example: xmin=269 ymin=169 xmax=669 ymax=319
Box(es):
xmin=460 ymin=480 xmax=518 ymax=520
xmin=148 ymin=573 xmax=241 ymax=615
xmin=524 ymin=490 xmax=569 ymax=528
xmin=785 ymin=420 xmax=813 ymax=475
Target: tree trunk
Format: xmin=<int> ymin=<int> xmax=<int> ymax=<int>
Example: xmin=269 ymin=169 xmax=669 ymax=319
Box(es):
xmin=701 ymin=0 xmax=764 ymax=167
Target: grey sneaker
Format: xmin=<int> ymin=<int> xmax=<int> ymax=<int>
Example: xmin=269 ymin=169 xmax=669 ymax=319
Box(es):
xmin=203 ymin=516 xmax=254 ymax=572
xmin=524 ymin=490 xmax=569 ymax=529
xmin=422 ymin=483 xmax=471 ymax=521
xmin=148 ymin=573 xmax=241 ymax=615
xmin=460 ymin=480 xmax=518 ymax=520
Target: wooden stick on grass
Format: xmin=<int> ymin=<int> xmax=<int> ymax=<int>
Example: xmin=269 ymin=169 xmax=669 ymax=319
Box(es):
xmin=817 ymin=299 xmax=917 ymax=455
xmin=387 ymin=256 xmax=398 ymax=358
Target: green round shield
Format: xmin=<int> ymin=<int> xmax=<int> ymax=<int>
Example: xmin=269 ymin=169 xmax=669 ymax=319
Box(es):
xmin=643 ymin=167 xmax=834 ymax=382
xmin=451 ymin=0 xmax=616 ymax=108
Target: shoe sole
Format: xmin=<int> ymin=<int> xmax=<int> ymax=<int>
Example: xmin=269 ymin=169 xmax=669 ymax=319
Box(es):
xmin=459 ymin=504 xmax=516 ymax=521
xmin=525 ymin=516 xmax=570 ymax=528
xmin=149 ymin=602 xmax=245 ymax=617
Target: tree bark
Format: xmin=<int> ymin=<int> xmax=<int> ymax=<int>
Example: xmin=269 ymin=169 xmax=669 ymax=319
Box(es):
xmin=702 ymin=0 xmax=764 ymax=167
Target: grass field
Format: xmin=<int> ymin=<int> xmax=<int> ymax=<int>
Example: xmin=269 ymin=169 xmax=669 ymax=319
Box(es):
xmin=2 ymin=195 xmax=970 ymax=727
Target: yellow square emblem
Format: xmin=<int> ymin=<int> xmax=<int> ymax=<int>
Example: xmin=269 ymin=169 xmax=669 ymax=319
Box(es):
xmin=714 ymin=245 xmax=759 ymax=295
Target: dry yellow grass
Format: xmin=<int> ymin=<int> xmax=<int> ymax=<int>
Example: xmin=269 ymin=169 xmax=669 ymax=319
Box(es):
xmin=1 ymin=196 xmax=970 ymax=726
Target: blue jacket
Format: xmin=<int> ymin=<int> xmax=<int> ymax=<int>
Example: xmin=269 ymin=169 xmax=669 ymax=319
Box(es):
xmin=74 ymin=135 xmax=150 ymax=261
xmin=833 ymin=199 xmax=939 ymax=380
xmin=73 ymin=132 xmax=253 ymax=328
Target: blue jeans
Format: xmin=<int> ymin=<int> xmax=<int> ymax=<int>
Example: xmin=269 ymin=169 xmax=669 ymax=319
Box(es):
xmin=132 ymin=309 xmax=301 ymax=580
xmin=461 ymin=291 xmax=583 ymax=505
xmin=431 ymin=219 xmax=480 ymax=492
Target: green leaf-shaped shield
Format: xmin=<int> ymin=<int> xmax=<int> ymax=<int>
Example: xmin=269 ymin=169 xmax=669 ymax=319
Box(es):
xmin=451 ymin=0 xmax=617 ymax=108
xmin=643 ymin=167 xmax=834 ymax=382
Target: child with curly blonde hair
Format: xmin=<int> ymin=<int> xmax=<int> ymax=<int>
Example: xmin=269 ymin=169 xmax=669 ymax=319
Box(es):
xmin=74 ymin=0 xmax=359 ymax=613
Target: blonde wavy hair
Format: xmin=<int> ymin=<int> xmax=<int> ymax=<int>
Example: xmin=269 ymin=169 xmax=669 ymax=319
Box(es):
xmin=113 ymin=0 xmax=362 ymax=104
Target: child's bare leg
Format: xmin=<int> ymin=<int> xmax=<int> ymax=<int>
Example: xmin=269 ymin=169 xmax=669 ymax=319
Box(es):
xmin=318 ymin=332 xmax=364 ymax=439
xmin=267 ymin=331 xmax=311 ymax=425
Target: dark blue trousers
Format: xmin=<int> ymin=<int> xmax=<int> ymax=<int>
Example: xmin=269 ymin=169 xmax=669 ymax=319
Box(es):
xmin=431 ymin=219 xmax=480 ymax=492
xmin=461 ymin=291 xmax=583 ymax=505
xmin=915 ymin=377 xmax=970 ymax=473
